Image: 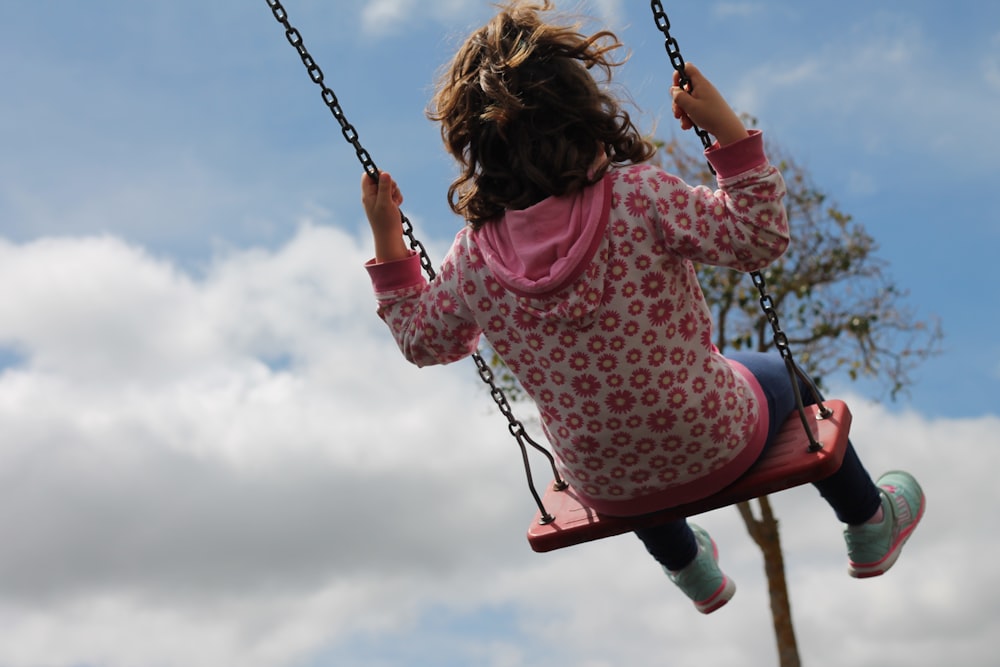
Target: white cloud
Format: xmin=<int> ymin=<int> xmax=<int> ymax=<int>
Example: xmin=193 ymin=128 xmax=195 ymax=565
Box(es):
xmin=984 ymin=31 xmax=1000 ymax=91
xmin=846 ymin=168 xmax=880 ymax=196
xmin=360 ymin=0 xmax=412 ymax=35
xmin=0 ymin=226 xmax=997 ymax=666
xmin=359 ymin=1 xmax=627 ymax=40
xmin=730 ymin=13 xmax=1000 ymax=173
xmin=360 ymin=0 xmax=478 ymax=38
xmin=712 ymin=3 xmax=765 ymax=20
xmin=586 ymin=0 xmax=625 ymax=29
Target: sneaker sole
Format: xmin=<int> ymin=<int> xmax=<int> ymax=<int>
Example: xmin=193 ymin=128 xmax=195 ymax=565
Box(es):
xmin=695 ymin=537 xmax=737 ymax=614
xmin=695 ymin=575 xmax=737 ymax=614
xmin=848 ymin=485 xmax=926 ymax=579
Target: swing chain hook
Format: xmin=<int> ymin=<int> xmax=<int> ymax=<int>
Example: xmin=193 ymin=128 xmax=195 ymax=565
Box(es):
xmin=472 ymin=352 xmax=569 ymax=507
xmin=751 ymin=270 xmax=834 ymax=447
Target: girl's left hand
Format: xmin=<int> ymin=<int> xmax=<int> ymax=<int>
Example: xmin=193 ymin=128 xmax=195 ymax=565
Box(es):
xmin=361 ymin=171 xmax=409 ymax=263
xmin=362 ymin=171 xmax=403 ymax=231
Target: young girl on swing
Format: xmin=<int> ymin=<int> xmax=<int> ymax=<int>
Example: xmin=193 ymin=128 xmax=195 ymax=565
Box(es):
xmin=361 ymin=0 xmax=924 ymax=614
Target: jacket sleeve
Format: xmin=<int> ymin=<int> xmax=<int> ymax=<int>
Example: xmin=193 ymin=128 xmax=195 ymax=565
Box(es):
xmin=364 ymin=237 xmax=482 ymax=367
xmin=640 ymin=130 xmax=789 ymax=272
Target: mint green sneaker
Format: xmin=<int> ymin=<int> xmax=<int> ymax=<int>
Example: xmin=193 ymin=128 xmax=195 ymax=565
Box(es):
xmin=664 ymin=524 xmax=736 ymax=614
xmin=845 ymin=470 xmax=926 ymax=578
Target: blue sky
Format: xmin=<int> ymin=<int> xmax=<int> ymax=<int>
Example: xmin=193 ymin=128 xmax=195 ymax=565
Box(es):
xmin=1 ymin=2 xmax=998 ymax=667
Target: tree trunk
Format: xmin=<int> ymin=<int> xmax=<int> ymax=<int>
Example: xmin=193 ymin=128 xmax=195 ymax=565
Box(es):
xmin=737 ymin=497 xmax=801 ymax=667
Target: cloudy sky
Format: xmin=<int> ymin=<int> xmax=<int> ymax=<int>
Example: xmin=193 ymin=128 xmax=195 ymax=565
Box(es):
xmin=1 ymin=1 xmax=997 ymax=666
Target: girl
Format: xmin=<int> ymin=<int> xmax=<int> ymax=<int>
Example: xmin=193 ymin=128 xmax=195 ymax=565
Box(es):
xmin=362 ymin=1 xmax=923 ymax=614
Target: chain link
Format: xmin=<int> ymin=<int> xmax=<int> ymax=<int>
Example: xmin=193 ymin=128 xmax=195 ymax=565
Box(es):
xmin=265 ymin=0 xmax=565 ymax=515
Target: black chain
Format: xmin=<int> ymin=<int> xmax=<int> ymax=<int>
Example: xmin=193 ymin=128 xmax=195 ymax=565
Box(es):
xmin=265 ymin=0 xmax=438 ymax=279
xmin=265 ymin=0 xmax=564 ymax=519
xmin=649 ymin=1 xmax=829 ymax=449
xmin=650 ymin=0 xmax=714 ymax=155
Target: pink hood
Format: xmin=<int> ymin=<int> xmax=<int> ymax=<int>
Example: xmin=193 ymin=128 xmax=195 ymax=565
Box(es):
xmin=474 ymin=175 xmax=612 ymax=303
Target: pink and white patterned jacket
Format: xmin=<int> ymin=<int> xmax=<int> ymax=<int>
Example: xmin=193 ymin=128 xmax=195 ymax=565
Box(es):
xmin=366 ymin=131 xmax=789 ymax=516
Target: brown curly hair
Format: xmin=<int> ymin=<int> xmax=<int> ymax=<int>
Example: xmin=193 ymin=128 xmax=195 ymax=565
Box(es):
xmin=428 ymin=1 xmax=656 ymax=229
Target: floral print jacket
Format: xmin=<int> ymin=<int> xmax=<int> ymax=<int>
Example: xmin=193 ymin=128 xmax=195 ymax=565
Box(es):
xmin=366 ymin=131 xmax=789 ymax=516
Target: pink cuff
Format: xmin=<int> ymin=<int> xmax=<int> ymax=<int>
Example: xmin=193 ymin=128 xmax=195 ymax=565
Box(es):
xmin=365 ymin=251 xmax=425 ymax=293
xmin=705 ymin=129 xmax=767 ymax=180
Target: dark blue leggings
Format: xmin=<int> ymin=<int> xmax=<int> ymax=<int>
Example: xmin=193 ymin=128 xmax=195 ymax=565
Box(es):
xmin=634 ymin=351 xmax=882 ymax=570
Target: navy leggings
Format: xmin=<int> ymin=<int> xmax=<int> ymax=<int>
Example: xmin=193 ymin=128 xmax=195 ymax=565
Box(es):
xmin=634 ymin=351 xmax=883 ymax=570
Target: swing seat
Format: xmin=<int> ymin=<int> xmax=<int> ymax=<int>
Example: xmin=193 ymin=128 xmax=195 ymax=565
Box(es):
xmin=527 ymin=400 xmax=851 ymax=553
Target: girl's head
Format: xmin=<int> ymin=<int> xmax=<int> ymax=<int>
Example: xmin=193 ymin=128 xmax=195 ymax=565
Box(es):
xmin=429 ymin=1 xmax=655 ymax=229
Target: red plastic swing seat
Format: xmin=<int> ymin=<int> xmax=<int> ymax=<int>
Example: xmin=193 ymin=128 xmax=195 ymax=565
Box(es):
xmin=527 ymin=399 xmax=852 ymax=552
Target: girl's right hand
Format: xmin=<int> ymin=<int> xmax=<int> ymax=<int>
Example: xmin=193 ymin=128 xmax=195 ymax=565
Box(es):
xmin=670 ymin=63 xmax=749 ymax=146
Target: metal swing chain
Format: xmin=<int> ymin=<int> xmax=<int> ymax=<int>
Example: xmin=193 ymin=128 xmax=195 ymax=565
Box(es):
xmin=265 ymin=0 xmax=431 ymax=280
xmin=650 ymin=1 xmax=715 ymax=160
xmin=265 ymin=0 xmax=564 ymax=520
xmin=650 ymin=1 xmax=830 ymax=450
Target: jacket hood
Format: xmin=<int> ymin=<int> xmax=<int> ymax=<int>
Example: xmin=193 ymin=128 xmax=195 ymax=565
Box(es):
xmin=473 ymin=175 xmax=612 ymax=324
